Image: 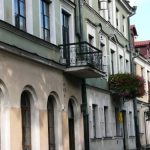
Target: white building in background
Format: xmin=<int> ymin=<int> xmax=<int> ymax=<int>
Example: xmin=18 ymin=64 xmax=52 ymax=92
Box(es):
xmin=130 ymin=25 xmax=150 ymax=148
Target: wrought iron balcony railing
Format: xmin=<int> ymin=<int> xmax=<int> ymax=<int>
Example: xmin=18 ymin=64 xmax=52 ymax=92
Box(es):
xmin=59 ymin=42 xmax=103 ymax=72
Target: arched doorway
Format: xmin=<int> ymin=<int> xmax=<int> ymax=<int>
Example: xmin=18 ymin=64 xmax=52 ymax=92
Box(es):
xmin=21 ymin=91 xmax=32 ymax=150
xmin=68 ymin=99 xmax=75 ymax=150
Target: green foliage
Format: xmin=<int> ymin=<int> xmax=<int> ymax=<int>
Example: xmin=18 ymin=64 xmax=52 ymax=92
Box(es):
xmin=108 ymin=73 xmax=145 ymax=99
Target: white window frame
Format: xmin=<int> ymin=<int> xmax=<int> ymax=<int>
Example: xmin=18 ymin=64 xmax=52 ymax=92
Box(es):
xmin=60 ymin=3 xmax=75 ymax=44
xmin=86 ymin=23 xmax=96 ymax=47
xmin=116 ymin=8 xmax=120 ymax=31
xmin=12 ymin=0 xmax=33 ymax=34
xmin=39 ymin=0 xmax=56 ymax=44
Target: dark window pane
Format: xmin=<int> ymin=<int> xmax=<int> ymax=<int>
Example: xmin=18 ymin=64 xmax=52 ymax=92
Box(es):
xmin=62 ymin=12 xmax=69 ymax=27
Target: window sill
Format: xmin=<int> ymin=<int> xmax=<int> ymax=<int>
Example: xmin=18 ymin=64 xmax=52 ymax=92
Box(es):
xmin=91 ymin=137 xmax=103 ymax=140
xmin=113 ymin=136 xmax=123 ymax=139
xmin=129 ymin=136 xmax=135 ymax=138
xmin=103 ymin=136 xmax=113 ymax=140
xmin=91 ymin=136 xmax=124 ymax=141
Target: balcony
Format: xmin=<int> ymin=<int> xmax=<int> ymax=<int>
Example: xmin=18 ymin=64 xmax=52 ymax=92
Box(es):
xmin=59 ymin=42 xmax=105 ymax=78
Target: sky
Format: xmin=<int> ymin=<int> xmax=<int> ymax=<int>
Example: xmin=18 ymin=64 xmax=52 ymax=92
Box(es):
xmin=129 ymin=0 xmax=150 ymax=41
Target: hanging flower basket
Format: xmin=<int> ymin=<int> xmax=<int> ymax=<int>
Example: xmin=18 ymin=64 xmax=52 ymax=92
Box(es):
xmin=108 ymin=73 xmax=145 ymax=100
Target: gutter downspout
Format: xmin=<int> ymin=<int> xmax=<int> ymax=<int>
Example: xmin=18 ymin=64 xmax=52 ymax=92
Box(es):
xmin=78 ymin=0 xmax=90 ymax=150
xmin=128 ymin=6 xmax=141 ymax=150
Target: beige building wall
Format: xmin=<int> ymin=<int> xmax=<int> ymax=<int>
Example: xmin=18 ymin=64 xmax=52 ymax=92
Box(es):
xmin=134 ymin=57 xmax=150 ymax=146
xmin=135 ymin=62 xmax=149 ymax=103
xmin=0 ymin=49 xmax=84 ymax=150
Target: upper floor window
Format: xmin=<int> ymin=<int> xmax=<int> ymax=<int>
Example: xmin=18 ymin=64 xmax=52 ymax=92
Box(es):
xmin=141 ymin=67 xmax=144 ymax=77
xmin=62 ymin=11 xmax=70 ymax=45
xmin=14 ymin=0 xmax=26 ymax=31
xmin=88 ymin=34 xmax=94 ymax=45
xmin=125 ymin=59 xmax=129 ymax=73
xmin=122 ymin=15 xmax=125 ymax=33
xmin=111 ymin=50 xmax=115 ymax=74
xmin=40 ymin=0 xmax=50 ymax=41
xmin=62 ymin=10 xmax=70 ymax=59
xmin=98 ymin=0 xmax=108 ymax=10
xmin=119 ymin=55 xmax=123 ymax=73
xmin=116 ymin=8 xmax=120 ymax=30
xmin=108 ymin=0 xmax=112 ymax=23
xmin=147 ymin=71 xmax=150 ymax=81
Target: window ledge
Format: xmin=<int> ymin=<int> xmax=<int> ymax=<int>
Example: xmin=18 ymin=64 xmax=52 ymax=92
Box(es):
xmin=103 ymin=136 xmax=113 ymax=140
xmin=129 ymin=136 xmax=135 ymax=138
xmin=113 ymin=136 xmax=123 ymax=139
xmin=91 ymin=137 xmax=103 ymax=140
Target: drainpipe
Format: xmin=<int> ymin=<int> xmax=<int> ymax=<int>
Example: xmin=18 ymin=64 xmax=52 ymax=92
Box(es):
xmin=81 ymin=79 xmax=90 ymax=150
xmin=78 ymin=0 xmax=83 ymax=42
xmin=128 ymin=6 xmax=141 ymax=150
xmin=78 ymin=0 xmax=90 ymax=150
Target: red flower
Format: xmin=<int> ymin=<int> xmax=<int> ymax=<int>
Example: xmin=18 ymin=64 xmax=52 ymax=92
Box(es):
xmin=108 ymin=73 xmax=145 ymax=100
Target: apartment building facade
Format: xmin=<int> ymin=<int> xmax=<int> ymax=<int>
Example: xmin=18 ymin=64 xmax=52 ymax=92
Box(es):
xmin=130 ymin=27 xmax=150 ymax=148
xmin=0 ymin=0 xmax=107 ymax=150
xmin=83 ymin=1 xmax=136 ymax=150
xmin=0 ymin=0 xmax=138 ymax=150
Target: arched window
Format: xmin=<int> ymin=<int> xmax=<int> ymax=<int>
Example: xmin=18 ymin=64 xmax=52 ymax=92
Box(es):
xmin=21 ymin=91 xmax=31 ymax=150
xmin=47 ymin=95 xmax=55 ymax=150
xmin=68 ymin=100 xmax=75 ymax=150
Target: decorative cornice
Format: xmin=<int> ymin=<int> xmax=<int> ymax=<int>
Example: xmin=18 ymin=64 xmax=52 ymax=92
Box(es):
xmin=0 ymin=41 xmax=65 ymax=71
